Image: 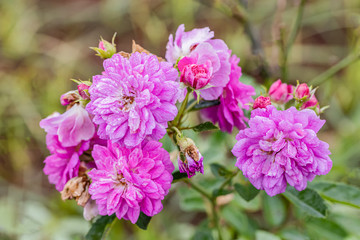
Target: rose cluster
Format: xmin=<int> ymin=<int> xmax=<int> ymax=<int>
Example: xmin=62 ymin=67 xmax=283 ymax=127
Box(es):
xmin=232 ymin=80 xmax=331 ymax=196
xmin=40 ymin=24 xmax=331 ymax=225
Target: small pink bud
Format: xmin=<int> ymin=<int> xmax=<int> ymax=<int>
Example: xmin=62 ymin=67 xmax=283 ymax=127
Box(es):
xmin=178 ymin=56 xmax=213 ymax=90
xmin=302 ymin=95 xmax=319 ymax=110
xmin=90 ymin=34 xmax=117 ymax=59
xmin=295 ymin=83 xmax=310 ymax=99
xmin=60 ymin=91 xmax=79 ymax=106
xmin=78 ymin=84 xmax=90 ymax=100
xmin=98 ymin=41 xmax=106 ymax=50
xmin=253 ymin=96 xmax=271 ymax=109
xmin=268 ymin=79 xmax=293 ymax=103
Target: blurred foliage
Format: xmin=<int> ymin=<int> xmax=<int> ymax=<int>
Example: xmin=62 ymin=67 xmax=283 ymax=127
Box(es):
xmin=1 ymin=0 xmax=360 ymax=239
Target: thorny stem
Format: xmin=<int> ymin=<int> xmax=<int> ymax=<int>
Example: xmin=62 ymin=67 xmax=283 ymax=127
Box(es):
xmin=309 ymin=52 xmax=360 ymax=86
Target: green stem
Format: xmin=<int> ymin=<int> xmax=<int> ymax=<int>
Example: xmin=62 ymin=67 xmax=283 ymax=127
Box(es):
xmin=286 ymin=0 xmax=306 ymax=53
xmin=211 ymin=199 xmax=223 ymax=240
xmin=171 ymin=126 xmax=182 ymax=137
xmin=185 ymin=99 xmax=199 ymax=113
xmin=173 ymin=88 xmax=191 ymax=126
xmin=218 ymin=169 xmax=240 ymax=191
xmin=309 ymin=52 xmax=360 ymax=86
xmin=184 ymin=179 xmax=212 ymax=200
xmin=184 ymin=179 xmax=223 ymax=240
xmin=281 ymin=0 xmax=306 ymax=81
xmin=178 ymin=126 xmax=192 ymax=131
xmin=238 ymin=0 xmax=271 ymax=79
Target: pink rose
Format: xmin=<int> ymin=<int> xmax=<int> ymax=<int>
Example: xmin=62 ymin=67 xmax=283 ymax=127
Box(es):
xmin=295 ymin=83 xmax=310 ymax=99
xmin=268 ymin=79 xmax=293 ymax=103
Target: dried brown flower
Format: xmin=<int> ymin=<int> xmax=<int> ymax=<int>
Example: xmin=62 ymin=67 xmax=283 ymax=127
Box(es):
xmin=61 ymin=175 xmax=90 ymax=207
xmin=115 ymin=40 xmax=164 ymax=62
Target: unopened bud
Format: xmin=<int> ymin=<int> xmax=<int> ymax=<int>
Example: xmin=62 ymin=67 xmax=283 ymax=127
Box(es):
xmin=90 ymin=34 xmax=117 ymax=59
xmin=268 ymin=79 xmax=293 ymax=104
xmin=301 ymin=95 xmax=320 ymax=111
xmin=77 ymin=83 xmax=90 ymax=100
xmin=98 ymin=41 xmax=106 ymax=51
xmin=295 ymin=83 xmax=310 ymax=100
xmin=253 ymin=96 xmax=271 ymax=109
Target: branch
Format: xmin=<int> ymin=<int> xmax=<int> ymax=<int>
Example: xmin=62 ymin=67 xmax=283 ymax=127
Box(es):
xmin=280 ymin=0 xmax=307 ymax=81
xmin=309 ymin=52 xmax=360 ymax=86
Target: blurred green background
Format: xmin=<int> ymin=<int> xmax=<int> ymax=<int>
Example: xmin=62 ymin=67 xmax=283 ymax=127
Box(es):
xmin=1 ymin=0 xmax=360 ymax=239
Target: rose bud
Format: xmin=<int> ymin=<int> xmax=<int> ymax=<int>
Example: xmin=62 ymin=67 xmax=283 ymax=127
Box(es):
xmin=302 ymin=95 xmax=320 ymax=111
xmin=90 ymin=34 xmax=117 ymax=59
xmin=268 ymin=79 xmax=293 ymax=104
xmin=77 ymin=83 xmax=90 ymax=100
xmin=295 ymin=83 xmax=310 ymax=100
xmin=179 ymin=60 xmax=213 ymax=90
xmin=253 ymin=96 xmax=271 ymax=109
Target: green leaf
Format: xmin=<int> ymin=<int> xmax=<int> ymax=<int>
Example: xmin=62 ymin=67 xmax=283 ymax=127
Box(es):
xmin=309 ymin=181 xmax=360 ymax=208
xmin=234 ymin=183 xmax=260 ymax=202
xmin=188 ymin=100 xmax=220 ymax=111
xmin=178 ymin=186 xmax=206 ymax=212
xmin=135 ymin=212 xmax=151 ymax=230
xmin=263 ymin=194 xmax=287 ymax=227
xmin=210 ymin=163 xmax=232 ymax=178
xmin=255 ymin=230 xmax=281 ymax=240
xmin=172 ymin=171 xmax=188 ymax=182
xmin=192 ymin=122 xmax=219 ymax=132
xmin=221 ymin=203 xmax=256 ymax=238
xmin=160 ymin=133 xmax=176 ymax=152
xmin=192 ymin=229 xmax=214 ymax=240
xmin=212 ymin=188 xmax=233 ymax=197
xmin=282 ymin=187 xmax=327 ymax=218
xmin=191 ymin=219 xmax=214 ymax=240
xmin=305 ymin=218 xmax=348 ymax=240
xmin=279 ymin=228 xmax=310 ymax=240
xmin=85 ymin=215 xmax=116 ymax=240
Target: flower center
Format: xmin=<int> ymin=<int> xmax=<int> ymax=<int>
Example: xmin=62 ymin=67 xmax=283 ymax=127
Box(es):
xmin=180 ymin=64 xmax=211 ymax=89
xmin=191 ymin=65 xmax=208 ymax=80
xmin=113 ymin=173 xmax=128 ymax=188
xmin=119 ymin=91 xmax=136 ymax=112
